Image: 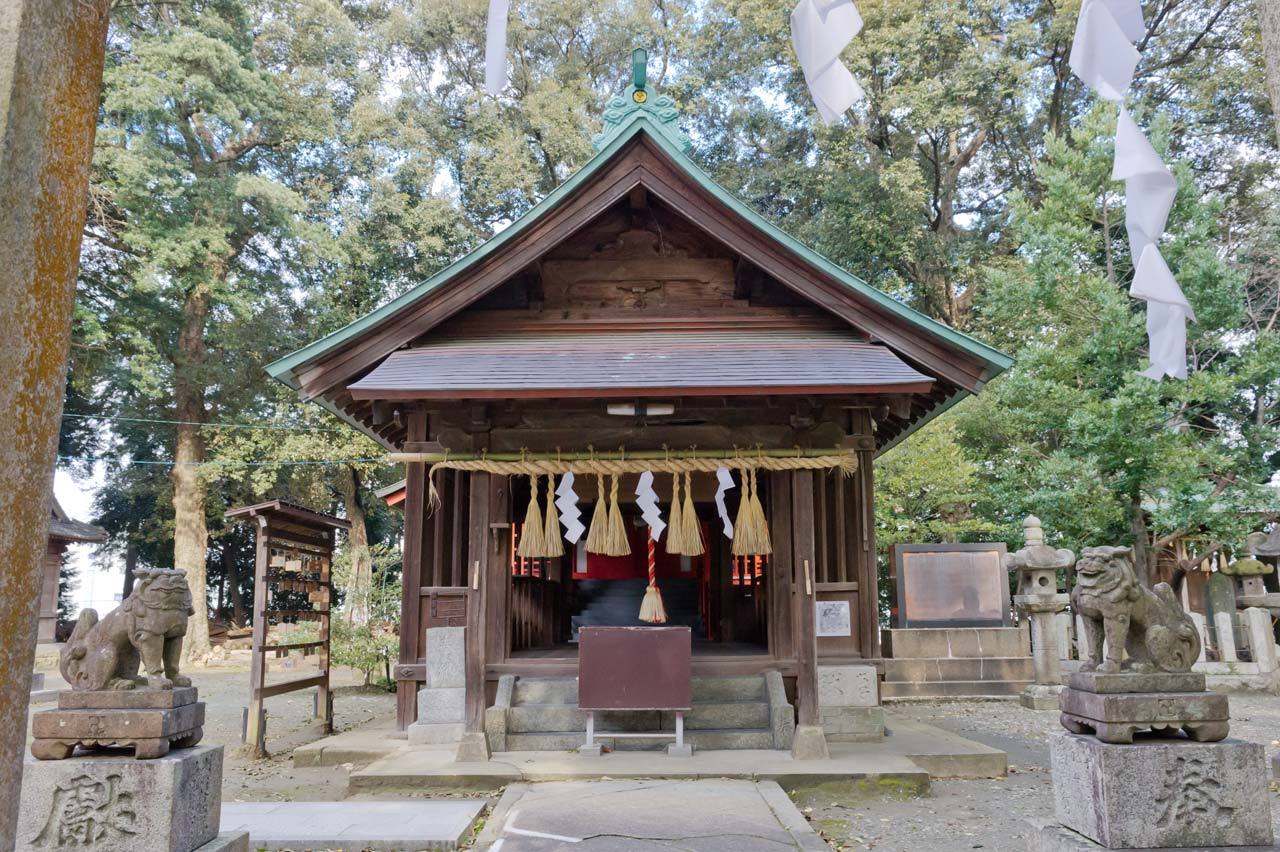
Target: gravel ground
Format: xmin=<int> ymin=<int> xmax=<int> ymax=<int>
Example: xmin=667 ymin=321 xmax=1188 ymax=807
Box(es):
xmin=798 ymin=696 xmax=1280 ymax=852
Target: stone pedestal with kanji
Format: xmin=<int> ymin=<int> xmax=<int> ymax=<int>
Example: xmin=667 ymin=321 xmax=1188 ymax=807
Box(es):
xmin=16 ymin=744 xmax=247 ymax=852
xmin=1033 ymin=733 xmax=1273 ymax=849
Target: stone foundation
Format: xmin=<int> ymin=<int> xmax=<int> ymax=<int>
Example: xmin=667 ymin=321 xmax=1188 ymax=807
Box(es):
xmin=17 ymin=744 xmax=223 ymax=852
xmin=1050 ymin=733 xmax=1272 ymax=849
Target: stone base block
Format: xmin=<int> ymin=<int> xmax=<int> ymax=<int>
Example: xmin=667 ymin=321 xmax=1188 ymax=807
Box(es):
xmin=417 ymin=685 xmax=465 ymax=725
xmin=819 ymin=706 xmax=884 ymax=742
xmin=1067 ymin=672 xmax=1205 ymax=694
xmin=889 ymin=626 xmax=1029 ymax=659
xmin=578 ymin=743 xmax=603 ymax=756
xmin=198 ymin=831 xmax=251 ymax=852
xmin=31 ymin=690 xmax=205 ymax=760
xmin=1050 ymin=733 xmax=1273 ymax=849
xmin=1027 ymin=818 xmax=1280 ymax=851
xmin=18 ymin=743 xmax=223 ymax=852
xmin=1021 ymin=684 xmax=1063 ymax=710
xmin=455 ymin=731 xmax=491 ymax=762
xmin=790 ymin=724 xmax=829 ymax=761
xmin=407 ymin=721 xmax=464 ymax=748
xmin=666 ymin=743 xmax=693 ymax=757
xmin=1059 ymin=687 xmax=1228 ymax=744
xmin=817 ymin=665 xmax=879 ymax=707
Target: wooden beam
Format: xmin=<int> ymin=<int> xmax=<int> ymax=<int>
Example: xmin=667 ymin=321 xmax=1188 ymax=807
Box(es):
xmin=462 ymin=472 xmax=491 ymax=736
xmin=851 ymin=409 xmax=881 ymax=659
xmin=767 ymin=471 xmax=795 ymax=662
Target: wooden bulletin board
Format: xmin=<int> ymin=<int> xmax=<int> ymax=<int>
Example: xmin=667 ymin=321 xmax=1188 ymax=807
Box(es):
xmin=892 ymin=543 xmax=1010 ymax=628
xmin=226 ymin=499 xmax=349 ymax=758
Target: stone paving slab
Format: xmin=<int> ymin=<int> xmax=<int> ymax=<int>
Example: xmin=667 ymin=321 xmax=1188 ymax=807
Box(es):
xmin=219 ymin=800 xmax=485 ymax=850
xmin=476 ymin=780 xmax=827 ymax=851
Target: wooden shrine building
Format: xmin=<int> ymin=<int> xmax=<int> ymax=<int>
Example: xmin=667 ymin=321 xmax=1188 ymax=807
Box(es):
xmin=268 ymin=53 xmax=1011 ymax=740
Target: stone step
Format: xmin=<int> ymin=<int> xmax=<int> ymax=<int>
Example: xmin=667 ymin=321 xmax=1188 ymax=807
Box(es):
xmin=507 ymin=701 xmax=771 ymax=733
xmin=881 ymin=679 xmax=1032 ymax=699
xmin=505 ymin=728 xmax=775 ymax=752
xmin=513 ymin=678 xmax=578 ymax=705
xmin=691 ymin=676 xmax=767 ymax=702
xmin=513 ymin=675 xmax=768 ymax=706
xmin=884 ymin=656 xmax=1035 ymax=683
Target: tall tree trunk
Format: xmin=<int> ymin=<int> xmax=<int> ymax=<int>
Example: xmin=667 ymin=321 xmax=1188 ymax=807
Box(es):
xmin=122 ymin=541 xmax=137 ymax=598
xmin=227 ymin=541 xmax=245 ymax=627
xmin=340 ymin=465 xmax=372 ymax=625
xmin=1259 ymin=0 xmax=1280 ymax=146
xmin=1128 ymin=494 xmax=1152 ymax=587
xmin=173 ymin=283 xmax=212 ymax=661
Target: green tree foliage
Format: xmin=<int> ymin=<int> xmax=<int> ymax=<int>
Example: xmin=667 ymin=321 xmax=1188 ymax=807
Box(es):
xmin=956 ymin=106 xmax=1279 ymax=578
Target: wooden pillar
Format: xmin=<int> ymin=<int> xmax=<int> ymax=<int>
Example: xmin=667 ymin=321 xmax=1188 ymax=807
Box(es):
xmin=245 ymin=516 xmax=270 ymax=756
xmin=395 ymin=408 xmax=428 ymax=731
xmin=766 ymin=472 xmax=794 ymax=662
xmin=851 ymin=410 xmax=881 ymax=659
xmin=316 ymin=528 xmax=333 ymax=732
xmin=458 ymin=471 xmax=508 ymax=761
xmin=790 ymin=469 xmax=828 ymax=759
xmin=0 ymin=3 xmax=110 ymax=843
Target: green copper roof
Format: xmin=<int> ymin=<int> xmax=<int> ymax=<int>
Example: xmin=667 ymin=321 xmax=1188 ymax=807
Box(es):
xmin=267 ymin=59 xmax=1011 ymax=450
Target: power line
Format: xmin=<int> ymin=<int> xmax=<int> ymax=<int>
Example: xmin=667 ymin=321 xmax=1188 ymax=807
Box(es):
xmin=58 ymin=455 xmax=385 ymax=468
xmin=62 ymin=412 xmax=347 ymax=433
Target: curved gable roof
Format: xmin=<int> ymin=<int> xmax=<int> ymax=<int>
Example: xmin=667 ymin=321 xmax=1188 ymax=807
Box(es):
xmin=267 ymin=114 xmax=1009 ymax=399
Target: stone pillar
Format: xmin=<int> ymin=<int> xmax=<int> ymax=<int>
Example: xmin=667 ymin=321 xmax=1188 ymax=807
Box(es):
xmin=408 ymin=626 xmax=466 ymax=748
xmin=1244 ymin=607 xmax=1276 ymax=673
xmin=0 ymin=2 xmax=111 ymax=847
xmin=1055 ymin=612 xmax=1073 ymax=663
xmin=1214 ymin=611 xmax=1238 ymax=662
xmin=1189 ymin=612 xmax=1208 ymax=663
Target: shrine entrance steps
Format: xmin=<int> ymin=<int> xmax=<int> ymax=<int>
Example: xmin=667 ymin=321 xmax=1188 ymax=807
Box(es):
xmin=495 ymin=674 xmax=782 ymax=752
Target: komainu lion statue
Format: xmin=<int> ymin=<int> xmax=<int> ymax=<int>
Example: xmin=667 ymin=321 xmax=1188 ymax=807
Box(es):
xmin=1072 ymin=546 xmax=1201 ymax=674
xmin=60 ymin=568 xmax=195 ymax=691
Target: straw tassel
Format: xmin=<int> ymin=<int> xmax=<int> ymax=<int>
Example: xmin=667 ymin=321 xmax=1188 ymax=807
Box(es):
xmin=732 ymin=468 xmax=771 ymax=556
xmin=586 ymin=473 xmax=609 ymax=554
xmin=748 ymin=468 xmax=771 ymax=555
xmin=638 ymin=527 xmax=667 ymax=624
xmin=681 ymin=470 xmax=703 ymax=556
xmin=667 ymin=472 xmax=686 ymax=555
xmin=603 ymin=474 xmax=631 ymax=556
xmin=518 ymin=474 xmax=547 ymax=558
xmin=542 ymin=473 xmax=564 ymax=558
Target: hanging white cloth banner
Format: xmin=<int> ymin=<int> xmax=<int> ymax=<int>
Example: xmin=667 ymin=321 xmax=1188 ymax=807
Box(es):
xmin=1069 ymin=0 xmax=1193 ymax=379
xmin=635 ymin=470 xmax=666 ymax=540
xmin=484 ymin=0 xmax=510 ymax=96
xmin=790 ymin=0 xmax=865 ymax=125
xmin=714 ymin=467 xmax=735 ymax=539
xmin=555 ymin=471 xmax=585 ymax=544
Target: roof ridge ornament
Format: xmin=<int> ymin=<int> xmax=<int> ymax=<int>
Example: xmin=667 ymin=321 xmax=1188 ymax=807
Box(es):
xmin=592 ymin=48 xmax=691 ymax=153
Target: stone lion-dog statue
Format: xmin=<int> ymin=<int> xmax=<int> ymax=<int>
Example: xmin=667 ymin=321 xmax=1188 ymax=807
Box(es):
xmin=60 ymin=567 xmax=195 ymax=691
xmin=1072 ymin=545 xmax=1201 ymax=674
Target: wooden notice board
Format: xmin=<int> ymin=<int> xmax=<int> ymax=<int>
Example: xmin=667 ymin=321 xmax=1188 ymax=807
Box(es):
xmin=892 ymin=543 xmax=1010 ymax=628
xmin=578 ymin=626 xmax=692 ymax=711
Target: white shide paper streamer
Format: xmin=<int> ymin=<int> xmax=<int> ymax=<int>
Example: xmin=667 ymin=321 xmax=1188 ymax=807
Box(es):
xmin=790 ymin=0 xmax=865 ymax=125
xmin=484 ymin=0 xmax=510 ymax=96
xmin=714 ymin=467 xmax=736 ymax=539
xmin=1069 ymin=0 xmax=1194 ymax=379
xmin=555 ymin=470 xmax=585 ymax=544
xmin=635 ymin=470 xmax=666 ymax=540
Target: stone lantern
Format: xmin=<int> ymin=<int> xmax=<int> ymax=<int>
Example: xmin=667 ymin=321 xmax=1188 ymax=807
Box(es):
xmin=1004 ymin=516 xmax=1073 ymax=709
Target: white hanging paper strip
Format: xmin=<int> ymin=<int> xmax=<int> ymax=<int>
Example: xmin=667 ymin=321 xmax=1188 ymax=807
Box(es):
xmin=714 ymin=467 xmax=736 ymax=539
xmin=1070 ymin=0 xmax=1192 ymax=380
xmin=1067 ymin=0 xmax=1139 ymax=102
xmin=555 ymin=470 xmax=585 ymax=544
xmin=484 ymin=0 xmax=510 ymax=96
xmin=635 ymin=470 xmax=666 ymax=540
xmin=790 ymin=0 xmax=865 ymax=125
xmin=1113 ymin=108 xmax=1178 ymax=264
